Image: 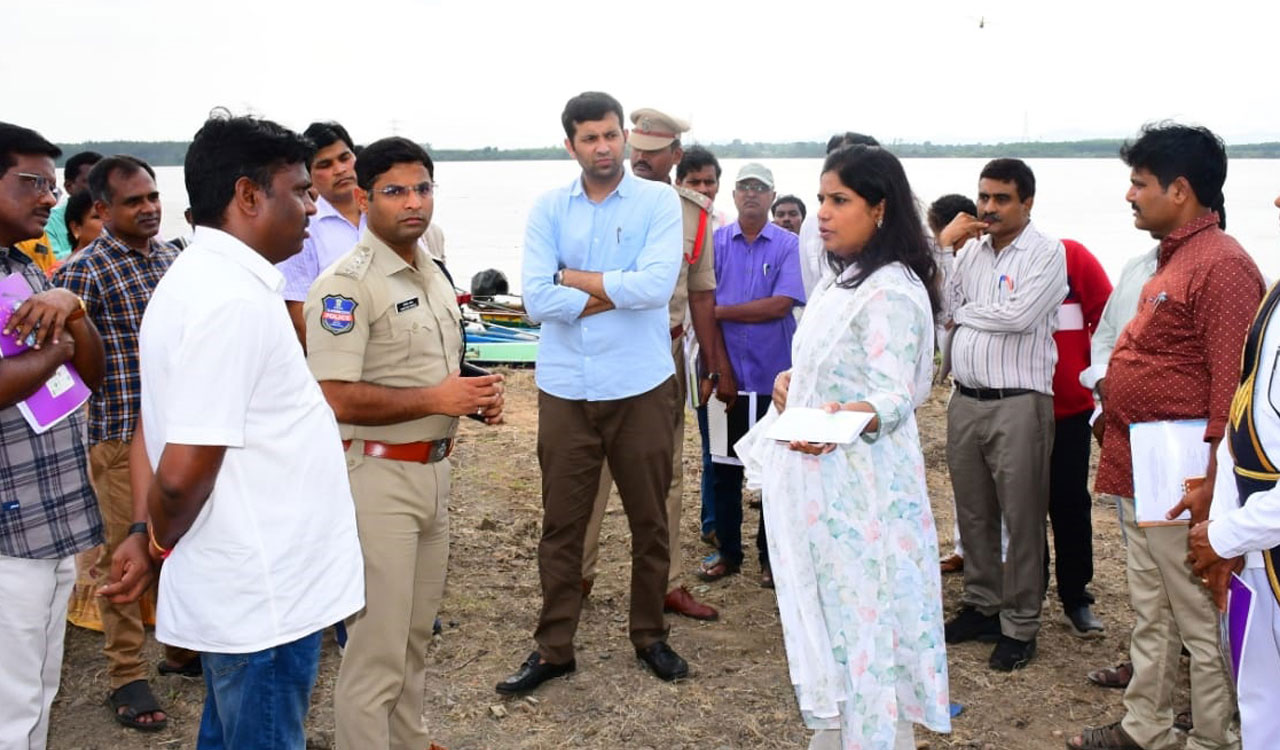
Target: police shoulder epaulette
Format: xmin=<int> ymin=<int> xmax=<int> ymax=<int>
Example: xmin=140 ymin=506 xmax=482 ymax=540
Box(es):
xmin=674 ymin=184 xmax=712 ymax=212
xmin=335 ymin=245 xmax=374 ymax=280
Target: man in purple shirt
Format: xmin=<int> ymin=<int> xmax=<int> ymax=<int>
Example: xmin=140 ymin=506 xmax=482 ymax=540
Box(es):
xmin=698 ymin=163 xmax=804 ymax=586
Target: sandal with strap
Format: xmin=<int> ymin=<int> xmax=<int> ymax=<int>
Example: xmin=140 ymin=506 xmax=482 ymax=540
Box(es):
xmin=106 ymin=679 xmax=168 ymax=732
xmin=697 ymin=553 xmax=740 ymax=582
xmin=1086 ymin=661 xmax=1133 ymax=689
xmin=156 ymin=655 xmax=202 ymax=677
xmin=1066 ymin=721 xmax=1142 ymax=750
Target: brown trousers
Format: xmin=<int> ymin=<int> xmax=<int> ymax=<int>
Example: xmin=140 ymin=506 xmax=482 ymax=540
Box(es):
xmin=582 ymin=338 xmax=687 ymax=587
xmin=534 ymin=377 xmax=677 ymax=663
xmin=88 ymin=440 xmax=196 ymax=689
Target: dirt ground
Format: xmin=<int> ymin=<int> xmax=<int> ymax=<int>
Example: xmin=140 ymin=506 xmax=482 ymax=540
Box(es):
xmin=47 ymin=371 xmax=1189 ymax=750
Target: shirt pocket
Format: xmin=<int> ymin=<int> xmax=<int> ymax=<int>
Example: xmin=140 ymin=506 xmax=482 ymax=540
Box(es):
xmin=390 ymin=304 xmax=437 ymax=362
xmin=1126 ymin=289 xmax=1191 ymax=351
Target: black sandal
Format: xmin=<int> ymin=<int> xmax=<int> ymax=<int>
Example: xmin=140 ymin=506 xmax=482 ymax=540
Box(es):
xmin=157 ymin=655 xmax=202 ymax=677
xmin=106 ymin=679 xmax=168 ymax=732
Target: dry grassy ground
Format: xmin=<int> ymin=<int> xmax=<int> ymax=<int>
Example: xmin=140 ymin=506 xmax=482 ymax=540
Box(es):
xmin=48 ymin=372 xmax=1190 ymax=749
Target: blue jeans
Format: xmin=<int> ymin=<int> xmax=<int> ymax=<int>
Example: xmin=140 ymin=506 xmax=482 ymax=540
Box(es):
xmin=695 ymin=404 xmax=715 ymax=535
xmin=197 ymin=631 xmax=323 ymax=750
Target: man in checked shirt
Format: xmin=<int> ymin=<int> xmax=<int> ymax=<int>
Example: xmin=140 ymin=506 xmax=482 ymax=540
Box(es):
xmin=54 ymin=154 xmax=192 ymax=732
xmin=0 ymin=121 xmax=106 ymax=750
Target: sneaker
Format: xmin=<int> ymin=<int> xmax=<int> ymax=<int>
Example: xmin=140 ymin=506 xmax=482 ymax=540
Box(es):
xmin=1059 ymin=605 xmax=1104 ymax=639
xmin=944 ymin=606 xmax=1001 ymax=644
xmin=988 ymin=635 xmax=1036 ymax=671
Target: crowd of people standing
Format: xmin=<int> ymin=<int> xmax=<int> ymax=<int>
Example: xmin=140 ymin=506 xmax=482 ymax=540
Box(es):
xmin=1 ymin=91 xmax=1279 ymax=750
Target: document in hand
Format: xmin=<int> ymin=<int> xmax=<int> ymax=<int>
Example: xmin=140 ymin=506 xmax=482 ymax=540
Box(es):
xmin=764 ymin=407 xmax=874 ymax=445
xmin=0 ymin=273 xmax=92 ymax=433
xmin=1220 ymin=572 xmax=1254 ymax=686
xmin=1130 ymin=419 xmax=1208 ymax=526
xmin=708 ymin=392 xmax=769 ymax=466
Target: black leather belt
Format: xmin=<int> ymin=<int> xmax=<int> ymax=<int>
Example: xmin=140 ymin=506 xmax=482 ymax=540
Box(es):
xmin=956 ymin=384 xmax=1034 ymax=401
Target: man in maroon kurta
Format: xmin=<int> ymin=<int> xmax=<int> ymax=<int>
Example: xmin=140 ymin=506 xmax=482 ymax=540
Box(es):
xmin=1071 ymin=123 xmax=1258 ymax=750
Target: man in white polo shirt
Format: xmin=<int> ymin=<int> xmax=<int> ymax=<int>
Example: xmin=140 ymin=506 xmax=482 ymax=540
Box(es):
xmin=137 ymin=113 xmax=364 ymax=749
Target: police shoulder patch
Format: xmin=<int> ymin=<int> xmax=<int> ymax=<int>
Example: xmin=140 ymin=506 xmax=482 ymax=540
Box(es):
xmin=320 ymin=295 xmax=358 ymax=335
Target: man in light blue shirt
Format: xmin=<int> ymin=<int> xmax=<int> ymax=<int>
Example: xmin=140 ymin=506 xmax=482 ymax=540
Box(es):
xmin=498 ymin=91 xmax=688 ymax=695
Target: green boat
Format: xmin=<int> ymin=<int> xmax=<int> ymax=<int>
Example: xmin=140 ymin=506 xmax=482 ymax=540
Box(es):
xmin=465 ymin=340 xmax=538 ymax=366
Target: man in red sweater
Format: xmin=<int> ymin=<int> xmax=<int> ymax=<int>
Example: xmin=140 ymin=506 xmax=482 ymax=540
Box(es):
xmin=1049 ymin=239 xmax=1112 ymax=637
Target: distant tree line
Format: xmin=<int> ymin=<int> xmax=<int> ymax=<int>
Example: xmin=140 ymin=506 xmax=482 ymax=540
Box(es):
xmin=54 ymin=138 xmax=1280 ymax=166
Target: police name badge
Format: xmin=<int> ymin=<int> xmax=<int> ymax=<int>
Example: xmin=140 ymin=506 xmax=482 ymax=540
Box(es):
xmin=320 ymin=295 xmax=358 ymax=335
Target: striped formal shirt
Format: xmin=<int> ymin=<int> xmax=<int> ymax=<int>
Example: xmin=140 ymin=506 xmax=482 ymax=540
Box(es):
xmin=947 ymin=221 xmax=1067 ymax=395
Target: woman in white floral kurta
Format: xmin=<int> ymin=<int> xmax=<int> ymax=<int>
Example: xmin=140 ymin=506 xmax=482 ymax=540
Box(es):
xmin=738 ymin=145 xmax=950 ymax=750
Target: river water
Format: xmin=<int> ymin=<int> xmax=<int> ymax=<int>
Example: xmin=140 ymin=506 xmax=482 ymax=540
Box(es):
xmin=151 ymin=158 xmax=1280 ymax=291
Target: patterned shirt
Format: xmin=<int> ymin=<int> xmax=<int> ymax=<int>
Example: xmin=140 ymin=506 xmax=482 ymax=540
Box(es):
xmin=53 ymin=228 xmax=179 ymax=444
xmin=947 ymin=221 xmax=1067 ymax=395
xmin=1095 ymin=213 xmax=1265 ymax=497
xmin=0 ymin=247 xmax=102 ymax=559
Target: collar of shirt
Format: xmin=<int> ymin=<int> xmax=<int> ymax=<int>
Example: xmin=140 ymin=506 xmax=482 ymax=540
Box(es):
xmin=568 ymin=169 xmax=635 ymax=202
xmin=974 ymin=220 xmax=1042 ymax=256
xmin=0 ymin=244 xmax=32 ymax=271
xmin=313 ymin=194 xmax=362 ymax=229
xmin=1158 ymin=212 xmax=1220 ymax=266
xmin=91 ymin=227 xmax=173 ymax=258
xmin=363 ymin=228 xmax=433 ymax=277
xmin=193 ymin=226 xmax=286 ymax=293
xmin=730 ymin=220 xmax=783 ymax=245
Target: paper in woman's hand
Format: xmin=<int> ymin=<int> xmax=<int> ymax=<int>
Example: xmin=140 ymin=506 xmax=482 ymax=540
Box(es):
xmin=764 ymin=407 xmax=873 ymax=444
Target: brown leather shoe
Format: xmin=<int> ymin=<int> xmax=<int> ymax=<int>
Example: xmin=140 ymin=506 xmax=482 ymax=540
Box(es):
xmin=664 ymin=586 xmax=718 ymax=621
xmin=940 ymin=553 xmax=964 ymax=574
xmin=581 ymin=578 xmax=594 ymax=598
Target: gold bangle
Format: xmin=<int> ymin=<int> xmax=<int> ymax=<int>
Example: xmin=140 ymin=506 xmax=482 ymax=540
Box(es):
xmin=148 ymin=525 xmax=171 ymax=559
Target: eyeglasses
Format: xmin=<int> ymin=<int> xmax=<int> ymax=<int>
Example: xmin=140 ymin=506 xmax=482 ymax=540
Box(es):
xmin=375 ymin=182 xmax=435 ymax=200
xmin=736 ymin=181 xmax=771 ymax=194
xmin=13 ymin=172 xmax=62 ymax=202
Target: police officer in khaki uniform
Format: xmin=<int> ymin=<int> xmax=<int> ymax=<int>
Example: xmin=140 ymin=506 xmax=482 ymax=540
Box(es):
xmin=305 ymin=137 xmax=504 ymax=750
xmin=580 ymin=108 xmax=736 ymax=621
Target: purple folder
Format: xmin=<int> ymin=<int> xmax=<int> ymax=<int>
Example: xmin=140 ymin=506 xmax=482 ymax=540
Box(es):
xmin=1222 ymin=572 xmax=1255 ymax=685
xmin=0 ymin=273 xmax=91 ymax=433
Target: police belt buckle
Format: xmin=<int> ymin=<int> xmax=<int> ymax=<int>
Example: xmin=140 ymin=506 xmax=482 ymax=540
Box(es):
xmin=429 ymin=438 xmax=453 ymax=463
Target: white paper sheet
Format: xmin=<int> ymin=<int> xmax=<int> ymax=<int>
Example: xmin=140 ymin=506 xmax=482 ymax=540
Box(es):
xmin=1130 ymin=419 xmax=1209 ymax=526
xmin=764 ymin=407 xmax=873 ymax=444
xmin=708 ymin=391 xmax=758 ymax=465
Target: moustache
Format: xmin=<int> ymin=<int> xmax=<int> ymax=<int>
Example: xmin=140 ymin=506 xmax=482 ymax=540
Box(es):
xmin=1130 ymin=203 xmax=1141 ymax=214
xmin=981 ymin=214 xmax=1000 ymax=223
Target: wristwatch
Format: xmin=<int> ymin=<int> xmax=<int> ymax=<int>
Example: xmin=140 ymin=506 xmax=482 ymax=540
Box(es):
xmin=553 ymin=269 xmax=565 ymax=286
xmin=127 ymin=522 xmax=149 ymax=537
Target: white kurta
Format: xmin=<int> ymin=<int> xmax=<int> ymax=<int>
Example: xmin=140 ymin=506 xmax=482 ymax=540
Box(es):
xmin=738 ymin=262 xmax=950 ymax=750
xmin=1208 ymin=292 xmax=1280 ymax=750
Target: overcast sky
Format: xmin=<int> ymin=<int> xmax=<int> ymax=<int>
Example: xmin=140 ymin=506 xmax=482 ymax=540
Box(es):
xmin=7 ymin=0 xmax=1277 ymax=149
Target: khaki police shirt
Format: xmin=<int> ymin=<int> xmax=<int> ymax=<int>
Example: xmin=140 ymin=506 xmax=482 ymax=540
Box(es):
xmin=669 ymin=185 xmax=717 ymax=329
xmin=305 ymin=228 xmax=464 ymax=444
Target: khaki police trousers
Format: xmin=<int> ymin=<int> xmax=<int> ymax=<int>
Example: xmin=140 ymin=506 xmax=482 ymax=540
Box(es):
xmin=534 ymin=377 xmax=677 ymax=664
xmin=1116 ymin=495 xmax=1239 ymax=750
xmin=335 ymin=449 xmax=450 ymax=750
xmin=582 ymin=338 xmax=687 ymax=589
xmin=87 ymin=439 xmax=196 ymax=689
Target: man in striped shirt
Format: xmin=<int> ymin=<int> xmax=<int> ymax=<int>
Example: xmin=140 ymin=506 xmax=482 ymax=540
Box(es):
xmin=939 ymin=158 xmax=1067 ymax=672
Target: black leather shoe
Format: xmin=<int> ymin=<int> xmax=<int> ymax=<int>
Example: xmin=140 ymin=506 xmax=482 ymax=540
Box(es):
xmin=636 ymin=641 xmax=688 ymax=682
xmin=988 ymin=635 xmax=1036 ymax=672
xmin=1060 ymin=605 xmax=1105 ymax=638
xmin=944 ymin=606 xmax=1001 ymax=644
xmin=494 ymin=651 xmax=575 ymax=695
